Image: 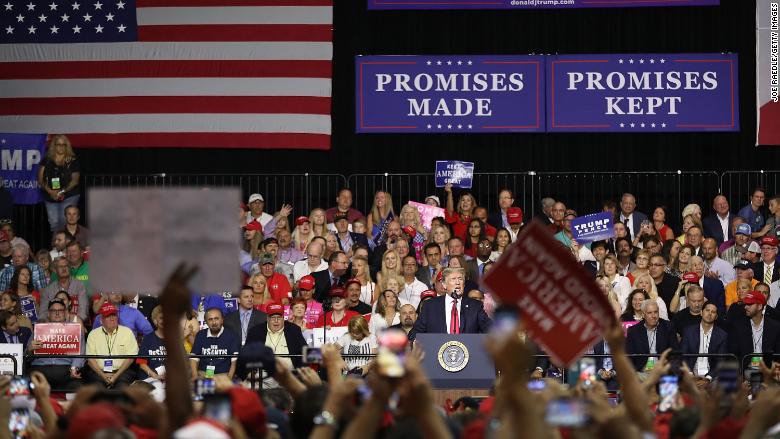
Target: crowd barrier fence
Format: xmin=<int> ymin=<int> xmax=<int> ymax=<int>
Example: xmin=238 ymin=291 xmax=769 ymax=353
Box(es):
xmin=10 ymin=170 xmax=780 ymax=253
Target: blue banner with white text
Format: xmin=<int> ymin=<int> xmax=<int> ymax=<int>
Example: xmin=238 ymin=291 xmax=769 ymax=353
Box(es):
xmin=1 ymin=133 xmax=46 ymax=205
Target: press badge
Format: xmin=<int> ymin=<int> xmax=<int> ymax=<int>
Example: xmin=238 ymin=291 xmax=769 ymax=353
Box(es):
xmin=206 ymin=365 xmax=216 ymax=377
xmin=103 ymin=360 xmax=114 ymax=373
xmin=51 ymin=178 xmax=61 ymax=190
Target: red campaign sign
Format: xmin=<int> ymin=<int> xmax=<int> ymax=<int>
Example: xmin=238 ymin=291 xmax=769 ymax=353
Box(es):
xmin=481 ymin=220 xmax=616 ymax=367
xmin=33 ymin=323 xmax=81 ymax=355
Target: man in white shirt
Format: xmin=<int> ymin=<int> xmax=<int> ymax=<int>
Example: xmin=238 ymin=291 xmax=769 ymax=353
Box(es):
xmin=245 ymin=193 xmax=273 ymax=227
xmin=680 ymin=302 xmax=728 ymax=386
xmin=619 ymin=193 xmax=648 ymax=241
xmin=400 ymin=255 xmax=426 ymax=309
xmin=292 ymin=241 xmax=327 ymax=282
xmin=702 ymin=238 xmax=736 ymax=286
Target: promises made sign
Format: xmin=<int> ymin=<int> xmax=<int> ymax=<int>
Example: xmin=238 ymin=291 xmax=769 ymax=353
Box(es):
xmin=356 ymin=55 xmax=544 ymax=133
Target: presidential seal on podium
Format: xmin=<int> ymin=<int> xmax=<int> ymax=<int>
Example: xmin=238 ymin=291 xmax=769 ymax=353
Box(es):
xmin=437 ymin=340 xmax=469 ymax=372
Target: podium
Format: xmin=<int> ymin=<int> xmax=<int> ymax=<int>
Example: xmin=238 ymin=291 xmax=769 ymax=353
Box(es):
xmin=415 ymin=334 xmax=495 ymax=388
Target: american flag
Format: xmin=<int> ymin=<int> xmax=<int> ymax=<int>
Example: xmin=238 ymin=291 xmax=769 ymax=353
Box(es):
xmin=0 ymin=0 xmax=332 ymax=149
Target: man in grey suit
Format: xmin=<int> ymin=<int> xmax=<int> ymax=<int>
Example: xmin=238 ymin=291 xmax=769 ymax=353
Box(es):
xmin=224 ymin=286 xmax=267 ymax=346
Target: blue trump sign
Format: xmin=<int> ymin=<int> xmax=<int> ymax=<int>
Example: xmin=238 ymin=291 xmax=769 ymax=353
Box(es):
xmin=435 ymin=161 xmax=474 ymax=189
xmin=1 ymin=134 xmax=46 ymax=205
xmin=571 ymin=212 xmax=615 ymax=243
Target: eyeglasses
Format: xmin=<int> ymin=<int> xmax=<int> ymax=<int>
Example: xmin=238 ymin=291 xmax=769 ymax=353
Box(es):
xmin=650 ymin=263 xmax=665 ymax=267
xmin=49 ymin=308 xmax=65 ymax=313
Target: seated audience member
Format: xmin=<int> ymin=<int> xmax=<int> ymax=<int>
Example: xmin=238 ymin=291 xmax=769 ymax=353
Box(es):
xmin=389 ymin=303 xmax=418 ymax=335
xmin=625 ymin=299 xmax=678 ymax=371
xmin=256 ymin=252 xmax=292 ymax=305
xmin=0 ymin=231 xmax=12 ymax=268
xmin=601 ymin=254 xmax=632 ymax=309
xmin=245 ymin=193 xmax=273 ymax=227
xmin=239 ymin=220 xmax=263 ymax=275
xmin=416 ymin=243 xmax=443 ymax=289
xmin=345 ymin=278 xmax=372 ymax=315
xmin=721 ymin=223 xmax=752 ymax=265
xmin=258 ymin=237 xmax=294 ymax=281
xmin=190 ymin=308 xmax=239 ymax=381
xmin=0 ymin=292 xmax=32 ymax=329
xmin=276 ymin=228 xmax=304 ymax=266
xmin=292 ymin=240 xmax=327 ymax=282
xmin=701 ymin=237 xmax=736 ymax=286
xmin=223 ymin=285 xmax=267 ymax=346
xmin=688 ymin=256 xmax=726 ymax=315
xmin=49 ymin=230 xmax=70 ymax=261
xmin=620 ymin=289 xmax=650 ymax=322
xmin=35 ymin=251 xmax=52 ymax=282
xmin=648 ymin=254 xmax=679 ymax=308
xmin=399 ymin=255 xmax=425 ymax=308
xmin=122 ymin=292 xmax=159 ymax=325
xmin=29 ymin=299 xmax=84 ymax=391
xmin=753 ymin=236 xmax=780 ymax=284
xmin=312 ymin=251 xmax=351 ymax=302
xmin=136 ymin=306 xmax=168 ymax=400
xmin=333 ymin=213 xmax=368 ymax=258
xmin=246 ymin=303 xmax=306 ymax=371
xmin=0 ymin=244 xmax=46 ymax=291
xmin=671 ymin=285 xmax=705 ymax=339
xmin=632 ymin=273 xmax=669 ymax=320
xmin=64 ymin=240 xmax=90 ymax=294
xmin=7 ymin=265 xmax=40 ymax=309
xmin=292 ymin=275 xmax=323 ymax=326
xmin=288 ymin=298 xmax=309 ymax=331
xmin=315 ymin=286 xmax=360 ymax=328
xmin=50 ymin=290 xmax=85 ymax=331
xmin=351 ymin=255 xmax=377 ymax=305
xmin=0 ymin=310 xmax=34 ymax=352
xmin=680 ymin=302 xmax=728 ymax=384
xmin=369 ymin=289 xmax=400 ymax=336
xmin=93 ymin=292 xmax=154 ymax=338
xmin=725 ymin=260 xmax=758 ymax=308
xmin=325 ymin=188 xmax=365 ymax=224
xmin=85 ymin=303 xmax=138 ymax=388
xmin=0 ymin=223 xmax=29 ymax=254
xmin=333 ymin=315 xmax=378 ymax=374
xmin=39 ymin=256 xmax=88 ymax=321
xmin=729 ymin=291 xmax=780 ymax=370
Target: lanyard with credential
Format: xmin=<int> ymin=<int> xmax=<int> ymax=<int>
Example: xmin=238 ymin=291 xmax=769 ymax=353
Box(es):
xmin=103 ymin=328 xmax=117 ymax=355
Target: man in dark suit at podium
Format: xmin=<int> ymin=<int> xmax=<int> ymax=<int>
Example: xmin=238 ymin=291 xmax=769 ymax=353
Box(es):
xmin=408 ymin=267 xmax=491 ymax=342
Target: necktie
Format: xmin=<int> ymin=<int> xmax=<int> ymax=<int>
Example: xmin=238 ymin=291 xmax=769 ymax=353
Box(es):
xmin=766 ymin=265 xmax=773 ymax=285
xmin=623 ymin=218 xmax=632 ymax=241
xmin=331 ymin=276 xmax=337 ymax=286
xmin=450 ymin=299 xmax=460 ymax=334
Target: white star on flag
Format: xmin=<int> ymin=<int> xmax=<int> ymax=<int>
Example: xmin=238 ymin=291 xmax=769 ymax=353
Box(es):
xmin=26 ymin=2 xmax=34 ymax=10
xmin=16 ymin=14 xmax=24 ymax=22
xmin=467 ymin=124 xmax=473 ymax=129
xmin=116 ymin=0 xmax=124 ymax=8
xmin=661 ymin=123 xmax=667 ymax=127
xmin=5 ymin=25 xmax=13 ymax=33
xmin=619 ymin=123 xmax=625 ymax=127
xmin=105 ymin=12 xmax=113 ymax=20
xmin=447 ymin=124 xmax=452 ymax=129
xmin=426 ymin=61 xmax=431 ymax=65
xmin=437 ymin=124 xmax=442 ymax=129
xmin=457 ymin=61 xmax=462 ymax=65
xmin=50 ymin=24 xmax=57 ymax=32
xmin=61 ymin=13 xmax=68 ymax=21
xmin=447 ymin=61 xmax=452 ymax=65
xmin=467 ymin=61 xmax=472 ymax=65
xmin=48 ymin=1 xmax=56 ymax=9
xmin=619 ymin=59 xmax=624 ymax=64
xmin=457 ymin=124 xmax=462 ymax=129
xmin=4 ymin=2 xmax=12 ymax=10
xmin=38 ymin=14 xmax=46 ymax=22
xmin=426 ymin=124 xmax=431 ymax=129
xmin=629 ymin=59 xmax=634 ymax=64
xmin=640 ymin=123 xmax=645 ymax=127
xmin=71 ymin=2 xmax=79 ymax=9
xmin=630 ymin=123 xmax=635 ymax=127
xmin=27 ymin=25 xmax=36 ymax=33
xmin=95 ymin=24 xmax=103 ymax=32
xmin=660 ymin=59 xmax=666 ymax=63
xmin=83 ymin=12 xmax=90 ymax=20
xmin=72 ymin=24 xmax=80 ymax=32
xmin=117 ymin=23 xmax=125 ymax=32
xmin=94 ymin=1 xmax=102 ymax=9
xmin=436 ymin=61 xmax=442 ymax=65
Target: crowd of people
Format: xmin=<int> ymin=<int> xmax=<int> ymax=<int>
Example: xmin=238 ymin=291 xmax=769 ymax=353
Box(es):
xmin=2 ymin=137 xmax=780 ymax=437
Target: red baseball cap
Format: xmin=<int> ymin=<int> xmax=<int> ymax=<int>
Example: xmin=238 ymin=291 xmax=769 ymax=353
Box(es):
xmin=295 ymin=216 xmax=310 ymax=226
xmin=761 ymin=236 xmax=779 ymax=247
xmin=421 ymin=290 xmax=437 ymax=300
xmin=743 ymin=291 xmax=768 ymax=305
xmin=243 ymin=220 xmax=262 ymax=232
xmin=402 ymin=225 xmax=417 ymax=238
xmin=266 ymin=303 xmax=284 ymax=316
xmin=66 ymin=403 xmax=126 ymax=439
xmin=298 ymin=275 xmax=315 ymax=291
xmin=328 ymin=286 xmax=346 ymax=298
xmin=228 ymin=386 xmax=267 ymax=438
xmin=682 ymin=272 xmax=700 ymax=283
xmin=99 ymin=302 xmax=118 ymax=318
xmin=344 ymin=278 xmax=362 ymax=289
xmin=506 ymin=207 xmax=523 ymax=224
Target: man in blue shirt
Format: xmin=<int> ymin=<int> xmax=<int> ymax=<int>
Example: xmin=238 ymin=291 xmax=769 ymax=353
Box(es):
xmin=190 ymin=308 xmax=239 ymax=380
xmin=93 ymin=292 xmax=153 ymax=338
xmin=738 ymin=187 xmax=767 ymax=238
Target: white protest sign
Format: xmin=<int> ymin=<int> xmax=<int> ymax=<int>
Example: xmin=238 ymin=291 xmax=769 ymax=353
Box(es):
xmin=0 ymin=344 xmax=23 ymax=375
xmin=89 ymin=188 xmax=240 ymax=295
xmin=305 ymin=327 xmax=349 ymax=347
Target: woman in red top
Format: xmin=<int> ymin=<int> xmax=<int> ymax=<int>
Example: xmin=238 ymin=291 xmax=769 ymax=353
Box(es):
xmin=464 ymin=219 xmax=487 ymax=259
xmin=444 ymin=183 xmax=476 ymax=241
xmin=652 ymin=206 xmax=675 ymax=241
xmin=315 ymin=287 xmax=360 ymax=328
xmin=8 ymin=265 xmax=40 ymax=306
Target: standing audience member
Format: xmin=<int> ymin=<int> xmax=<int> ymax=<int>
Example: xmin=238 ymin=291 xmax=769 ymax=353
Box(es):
xmin=37 ymin=134 xmax=81 ymax=232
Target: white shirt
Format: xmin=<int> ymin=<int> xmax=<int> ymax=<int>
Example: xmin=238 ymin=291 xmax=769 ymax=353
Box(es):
xmin=718 ymin=214 xmax=730 ymax=243
xmin=359 ymin=282 xmax=377 ymax=305
xmin=247 ymin=212 xmax=274 ymax=228
xmin=445 ymin=294 xmax=462 ymax=335
xmin=612 ymin=275 xmax=633 ymax=311
xmin=369 ymin=312 xmax=399 ymax=336
xmin=399 ymin=278 xmax=426 ymax=309
xmin=751 ymin=317 xmax=765 ymax=354
xmin=292 ymin=259 xmax=327 ymax=282
xmin=769 ymin=280 xmax=780 ymax=308
xmin=620 ymin=213 xmax=634 ymax=236
xmin=705 ymin=257 xmax=736 ymax=286
xmin=696 ymin=324 xmax=713 ymax=376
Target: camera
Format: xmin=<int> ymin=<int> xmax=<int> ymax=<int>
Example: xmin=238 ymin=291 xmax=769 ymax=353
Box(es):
xmin=302 ymin=347 xmax=323 ymax=365
xmin=6 ymin=377 xmax=33 ymax=397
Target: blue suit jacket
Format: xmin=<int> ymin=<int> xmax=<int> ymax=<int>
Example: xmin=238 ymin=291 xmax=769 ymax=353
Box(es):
xmin=625 ymin=319 xmax=679 ymax=370
xmin=702 ymin=277 xmax=726 ymax=316
xmin=408 ymin=295 xmax=492 ymax=341
xmin=680 ymin=323 xmax=728 ymax=377
xmin=620 ymin=211 xmax=648 ymax=239
xmin=0 ymin=327 xmax=32 ymax=350
xmin=702 ymin=213 xmax=734 ymax=246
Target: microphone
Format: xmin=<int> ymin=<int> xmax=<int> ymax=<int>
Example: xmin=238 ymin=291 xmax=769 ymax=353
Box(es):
xmin=450 ymin=288 xmax=460 ymax=300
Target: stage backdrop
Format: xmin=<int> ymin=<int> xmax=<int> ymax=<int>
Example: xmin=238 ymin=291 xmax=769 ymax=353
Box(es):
xmin=0 ymin=0 xmax=333 ymax=150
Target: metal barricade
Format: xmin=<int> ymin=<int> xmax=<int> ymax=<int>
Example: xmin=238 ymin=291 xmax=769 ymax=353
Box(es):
xmin=534 ymin=171 xmax=721 ymax=232
xmin=83 ymin=173 xmax=347 ymax=221
xmin=721 ymin=171 xmax=780 ymax=210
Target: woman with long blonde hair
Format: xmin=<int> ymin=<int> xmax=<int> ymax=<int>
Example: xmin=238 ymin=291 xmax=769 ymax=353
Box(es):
xmin=37 ymin=134 xmax=81 ymax=231
xmin=375 ymin=249 xmax=402 ymax=288
xmin=309 ymin=208 xmax=329 ymax=238
xmin=366 ymin=190 xmax=395 ymax=239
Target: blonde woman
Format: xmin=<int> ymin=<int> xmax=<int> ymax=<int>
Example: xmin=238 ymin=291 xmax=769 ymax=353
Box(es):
xmin=369 ymin=289 xmax=400 ymax=336
xmin=425 ymin=225 xmax=450 ymax=265
xmin=400 ymin=203 xmax=427 ymax=237
xmin=632 ymin=273 xmax=669 ymax=320
xmin=309 ymin=208 xmax=329 ymax=238
xmin=323 ymin=232 xmax=339 ymax=260
xmin=249 ymin=273 xmax=270 ymax=307
xmin=291 ymin=216 xmax=314 ymax=253
xmin=37 ymin=134 xmax=81 ymax=231
xmin=599 ymin=254 xmax=632 ymax=310
xmin=375 ymin=249 xmax=402 ymax=287
xmin=677 ymin=214 xmax=704 ymax=244
xmin=334 ymin=316 xmax=378 ymax=373
xmin=352 ymin=256 xmax=377 ymax=304
xmin=366 ymin=190 xmax=395 ymax=240
xmin=595 ymin=275 xmax=622 ymax=319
